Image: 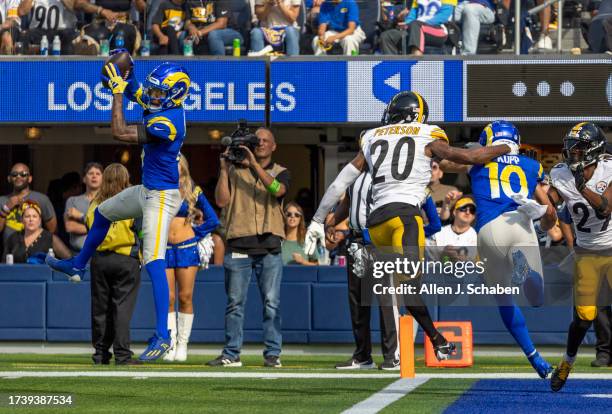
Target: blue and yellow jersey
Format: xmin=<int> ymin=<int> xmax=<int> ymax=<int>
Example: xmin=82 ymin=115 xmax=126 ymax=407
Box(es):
xmin=469 ymin=155 xmax=544 ymax=232
xmin=140 ymin=108 xmax=186 ymax=191
xmin=176 ymin=185 xmax=220 ymax=239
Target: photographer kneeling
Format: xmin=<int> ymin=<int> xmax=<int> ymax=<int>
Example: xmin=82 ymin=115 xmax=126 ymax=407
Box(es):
xmin=208 ymin=126 xmax=290 ymax=368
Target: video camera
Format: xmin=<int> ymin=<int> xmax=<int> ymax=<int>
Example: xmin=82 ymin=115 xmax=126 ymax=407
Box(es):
xmin=221 ymin=120 xmax=260 ymax=164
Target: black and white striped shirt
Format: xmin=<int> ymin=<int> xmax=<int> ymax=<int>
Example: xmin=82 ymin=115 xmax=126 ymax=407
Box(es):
xmin=347 ymin=171 xmax=373 ymax=233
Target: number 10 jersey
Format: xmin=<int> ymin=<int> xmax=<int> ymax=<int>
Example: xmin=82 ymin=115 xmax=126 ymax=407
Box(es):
xmin=360 ymin=122 xmax=448 ymax=217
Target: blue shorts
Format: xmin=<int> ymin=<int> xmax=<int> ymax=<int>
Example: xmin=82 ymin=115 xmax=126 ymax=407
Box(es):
xmin=165 ymin=238 xmax=200 ymax=268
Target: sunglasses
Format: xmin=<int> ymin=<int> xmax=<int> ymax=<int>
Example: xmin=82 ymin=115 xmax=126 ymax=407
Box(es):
xmin=9 ymin=171 xmax=29 ymax=178
xmin=457 ymin=206 xmax=476 ymax=214
xmin=286 ymin=212 xmax=302 ymax=218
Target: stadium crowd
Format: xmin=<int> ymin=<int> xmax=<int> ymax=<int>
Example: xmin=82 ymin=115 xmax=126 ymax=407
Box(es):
xmin=0 ymin=0 xmax=610 ymax=57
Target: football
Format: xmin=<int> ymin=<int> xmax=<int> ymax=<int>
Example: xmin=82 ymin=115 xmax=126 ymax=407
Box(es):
xmin=101 ymin=49 xmax=133 ymax=89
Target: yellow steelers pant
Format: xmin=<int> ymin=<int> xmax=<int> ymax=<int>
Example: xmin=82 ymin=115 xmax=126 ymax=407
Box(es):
xmin=574 ymin=253 xmax=612 ymax=321
xmin=368 ymin=215 xmax=425 ymax=261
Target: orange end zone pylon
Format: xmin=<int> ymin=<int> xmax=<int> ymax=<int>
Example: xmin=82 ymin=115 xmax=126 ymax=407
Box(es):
xmin=399 ymin=315 xmax=415 ymax=378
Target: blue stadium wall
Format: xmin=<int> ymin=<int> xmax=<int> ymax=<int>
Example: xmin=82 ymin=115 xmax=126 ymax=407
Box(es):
xmin=0 ymin=55 xmax=610 ymax=124
xmin=0 ymin=264 xmax=594 ymax=345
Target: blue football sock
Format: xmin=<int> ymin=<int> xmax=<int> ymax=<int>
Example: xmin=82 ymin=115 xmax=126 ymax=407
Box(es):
xmin=497 ymin=303 xmax=535 ymax=357
xmin=73 ymin=209 xmax=111 ymax=269
xmin=145 ymin=259 xmax=170 ymax=339
xmin=524 ymin=270 xmax=544 ymax=307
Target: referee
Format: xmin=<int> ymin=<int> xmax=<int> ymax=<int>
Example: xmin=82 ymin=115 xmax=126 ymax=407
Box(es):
xmin=88 ymin=164 xmax=142 ymax=366
xmin=326 ymin=169 xmax=401 ymax=370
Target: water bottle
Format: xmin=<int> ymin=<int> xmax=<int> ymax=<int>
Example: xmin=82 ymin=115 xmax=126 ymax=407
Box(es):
xmin=100 ymin=39 xmax=110 ymax=56
xmin=52 ymin=35 xmax=61 ymax=56
xmin=183 ymin=37 xmax=193 ymax=56
xmin=40 ymin=35 xmax=49 ymax=56
xmin=48 ymin=248 xmax=55 ymax=258
xmin=115 ymin=31 xmax=125 ymax=49
xmin=5 ymin=254 xmax=13 ymax=265
xmin=232 ymin=38 xmax=241 ymax=56
xmin=140 ymin=38 xmax=150 ymax=56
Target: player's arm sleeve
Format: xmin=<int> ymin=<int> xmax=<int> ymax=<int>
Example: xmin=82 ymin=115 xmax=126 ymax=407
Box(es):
xmin=312 ymin=163 xmax=362 ymax=223
xmin=192 ymin=190 xmax=220 ymax=240
xmin=125 ymin=83 xmax=147 ymax=109
xmin=423 ymin=196 xmax=442 ymax=237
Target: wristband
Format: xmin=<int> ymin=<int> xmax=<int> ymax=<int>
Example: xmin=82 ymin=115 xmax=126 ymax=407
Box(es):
xmin=267 ymin=179 xmax=281 ymax=195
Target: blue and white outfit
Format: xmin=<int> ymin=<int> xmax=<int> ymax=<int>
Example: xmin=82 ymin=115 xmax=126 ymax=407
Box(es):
xmin=467 ymin=120 xmax=552 ymax=378
xmin=47 ymin=60 xmax=191 ymax=361
xmin=166 ymin=186 xmax=219 ymax=269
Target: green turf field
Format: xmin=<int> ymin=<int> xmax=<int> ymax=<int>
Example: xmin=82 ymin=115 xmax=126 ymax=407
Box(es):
xmin=0 ymin=354 xmax=609 ymax=414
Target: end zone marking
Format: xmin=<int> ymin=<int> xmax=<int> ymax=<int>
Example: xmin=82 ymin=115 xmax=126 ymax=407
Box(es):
xmin=342 ymin=378 xmax=429 ymax=414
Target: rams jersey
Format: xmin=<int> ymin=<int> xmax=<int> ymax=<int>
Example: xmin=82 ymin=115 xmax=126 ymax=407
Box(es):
xmin=28 ymin=0 xmax=76 ymax=30
xmin=550 ymin=157 xmax=612 ymax=250
xmin=140 ymin=108 xmax=186 ymax=191
xmin=469 ymin=155 xmax=544 ymax=232
xmin=360 ymin=122 xmax=448 ymax=212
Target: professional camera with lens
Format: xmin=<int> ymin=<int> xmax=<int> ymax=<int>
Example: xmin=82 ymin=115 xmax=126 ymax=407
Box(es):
xmin=221 ymin=120 xmax=260 ymax=164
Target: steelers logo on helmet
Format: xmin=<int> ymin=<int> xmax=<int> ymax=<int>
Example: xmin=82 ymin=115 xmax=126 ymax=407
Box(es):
xmin=479 ymin=120 xmax=521 ymax=153
xmin=562 ymin=122 xmax=607 ymax=171
xmin=381 ymin=91 xmax=429 ymax=125
xmin=143 ymin=63 xmax=191 ymax=112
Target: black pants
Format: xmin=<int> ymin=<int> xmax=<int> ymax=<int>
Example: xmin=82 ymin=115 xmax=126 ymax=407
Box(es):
xmin=595 ymin=306 xmax=612 ymax=360
xmin=156 ymin=26 xmax=181 ymax=55
xmin=380 ymin=22 xmax=447 ymax=54
xmin=21 ymin=28 xmax=78 ymax=55
xmin=347 ymin=238 xmax=398 ymax=362
xmin=91 ymin=251 xmax=140 ymax=363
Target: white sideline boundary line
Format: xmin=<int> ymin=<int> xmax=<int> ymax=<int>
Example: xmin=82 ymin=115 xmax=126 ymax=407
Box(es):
xmin=341 ymin=378 xmax=429 ymax=414
xmin=2 ymin=371 xmax=612 ymax=379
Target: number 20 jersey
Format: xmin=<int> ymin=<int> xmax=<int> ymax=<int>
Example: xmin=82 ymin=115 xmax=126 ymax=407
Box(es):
xmin=550 ymin=157 xmax=612 ymax=250
xmin=469 ymin=155 xmax=544 ymax=232
xmin=360 ymin=122 xmax=448 ymax=212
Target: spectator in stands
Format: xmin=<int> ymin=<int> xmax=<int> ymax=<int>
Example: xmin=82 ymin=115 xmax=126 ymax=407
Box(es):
xmin=88 ymin=164 xmax=142 ymax=365
xmin=209 ymin=127 xmax=289 ymax=368
xmin=184 ymin=0 xmax=243 ymax=55
xmin=586 ymin=0 xmax=612 ymax=53
xmin=429 ymin=160 xmax=460 ymax=211
xmin=454 ymin=0 xmax=496 ymax=55
xmin=76 ymin=0 xmax=145 ymax=55
xmin=152 ymin=0 xmax=186 ymax=55
xmin=282 ymin=202 xmax=318 ymax=265
xmin=534 ymin=0 xmax=553 ymax=49
xmin=64 ymin=163 xmax=103 ymax=252
xmin=0 ymin=0 xmax=19 ymax=54
xmin=3 ymin=201 xmax=70 ymax=263
xmin=250 ymin=0 xmax=301 ymax=56
xmin=312 ymin=0 xmax=365 ymax=56
xmin=379 ymin=0 xmax=457 ymax=55
xmin=52 ymin=171 xmax=82 ymax=247
xmin=0 ymin=163 xmax=56 ymax=248
xmin=440 ymin=189 xmax=463 ymax=222
xmin=427 ymin=196 xmax=478 ymax=262
xmin=18 ymin=0 xmax=80 ymax=54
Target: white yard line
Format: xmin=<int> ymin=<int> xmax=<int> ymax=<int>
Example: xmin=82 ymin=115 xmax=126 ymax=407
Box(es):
xmin=1 ymin=371 xmax=612 ymax=380
xmin=341 ymin=378 xmax=429 ymax=414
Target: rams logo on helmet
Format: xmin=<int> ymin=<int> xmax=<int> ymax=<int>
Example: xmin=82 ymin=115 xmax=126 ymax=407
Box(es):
xmin=143 ymin=63 xmax=191 ymax=112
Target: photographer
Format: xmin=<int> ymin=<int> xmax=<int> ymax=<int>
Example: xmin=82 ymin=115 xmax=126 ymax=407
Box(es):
xmin=208 ymin=126 xmax=290 ymax=368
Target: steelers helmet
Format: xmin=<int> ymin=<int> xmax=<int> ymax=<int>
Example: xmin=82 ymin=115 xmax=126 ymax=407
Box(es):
xmin=142 ymin=63 xmax=191 ymax=112
xmin=562 ymin=122 xmax=607 ymax=171
xmin=381 ymin=91 xmax=429 ymax=125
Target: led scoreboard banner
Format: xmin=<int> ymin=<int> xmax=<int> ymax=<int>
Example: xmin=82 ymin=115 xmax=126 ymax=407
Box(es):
xmin=464 ymin=59 xmax=612 ymax=122
xmin=0 ymin=56 xmax=610 ymax=124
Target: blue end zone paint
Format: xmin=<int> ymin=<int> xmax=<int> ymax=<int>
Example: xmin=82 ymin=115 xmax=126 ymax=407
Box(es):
xmin=445 ymin=380 xmax=612 ymax=413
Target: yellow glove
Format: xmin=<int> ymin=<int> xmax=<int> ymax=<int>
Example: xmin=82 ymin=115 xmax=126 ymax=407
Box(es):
xmin=103 ymin=63 xmax=128 ymax=94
